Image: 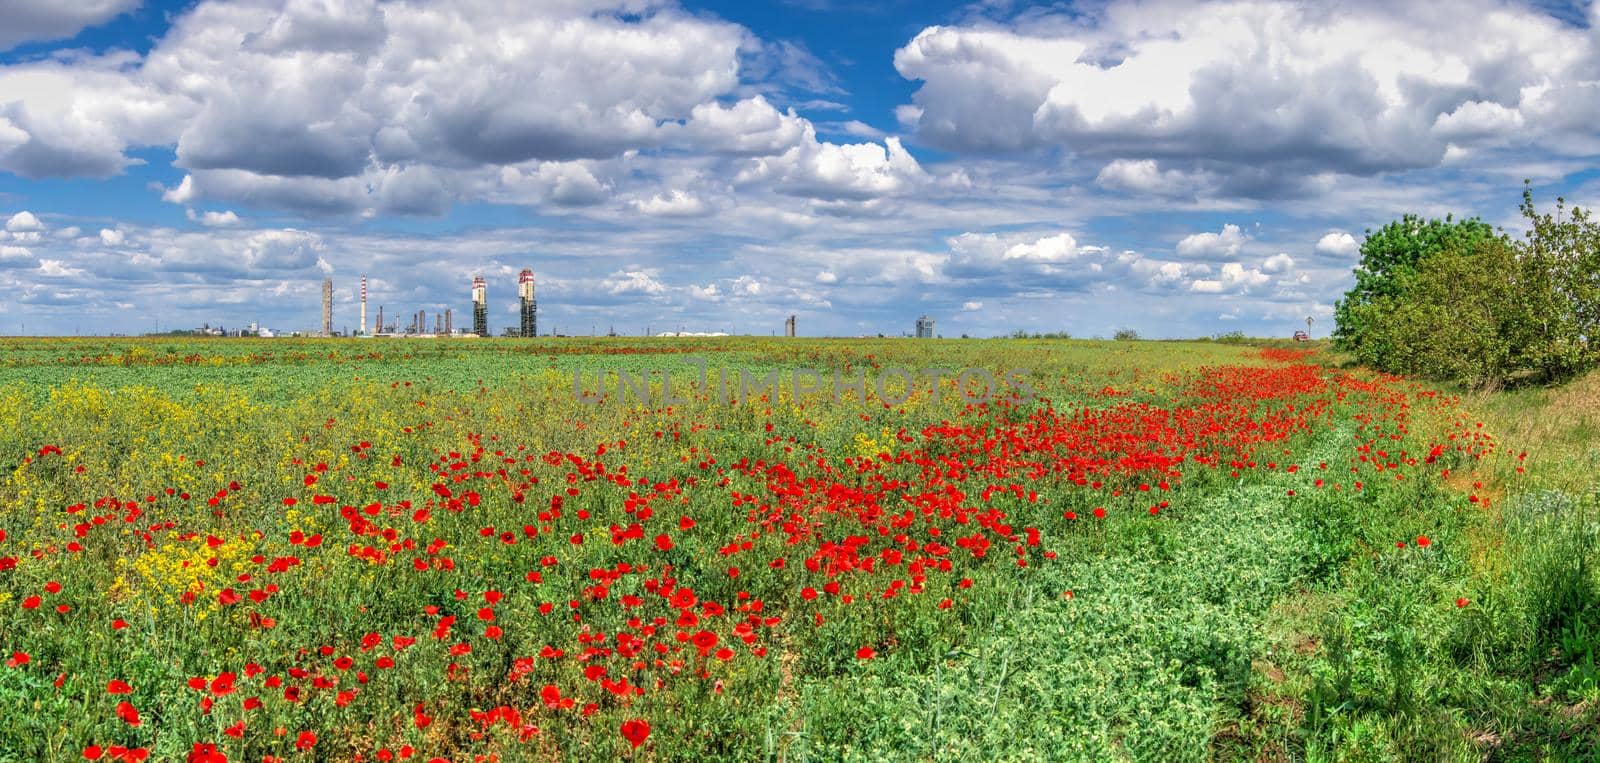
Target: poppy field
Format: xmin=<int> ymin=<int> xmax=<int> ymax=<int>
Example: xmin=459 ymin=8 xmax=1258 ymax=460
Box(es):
xmin=0 ymin=337 xmax=1580 ymax=761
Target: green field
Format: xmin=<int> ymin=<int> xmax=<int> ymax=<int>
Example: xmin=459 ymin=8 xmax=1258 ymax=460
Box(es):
xmin=0 ymin=337 xmax=1593 ymax=761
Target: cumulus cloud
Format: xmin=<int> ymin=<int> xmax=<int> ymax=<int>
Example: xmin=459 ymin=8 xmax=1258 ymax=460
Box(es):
xmin=244 ymin=229 xmax=324 ymax=270
xmin=0 ymin=0 xmax=920 ymax=216
xmin=604 ymin=270 xmax=667 ymax=296
xmin=0 ymin=0 xmax=140 ymax=51
xmin=0 ymin=245 xmax=36 ymax=268
xmin=36 ymin=258 xmax=86 ymax=278
xmin=1176 ymin=224 xmax=1246 ymax=259
xmin=1262 ymin=253 xmax=1295 ymax=274
xmin=631 ymin=190 xmax=711 ymax=217
xmin=187 ymin=209 xmax=242 ymax=227
xmin=738 ymin=130 xmax=927 ymax=200
xmin=1315 ymin=231 xmax=1360 ymax=258
xmin=6 ymin=211 xmax=43 ymax=232
xmin=894 ymin=1 xmax=1600 ymax=195
xmin=99 ymin=229 xmax=125 ymax=247
xmin=1189 ymin=262 xmax=1271 ymax=293
xmin=1095 ymin=159 xmax=1208 ymax=197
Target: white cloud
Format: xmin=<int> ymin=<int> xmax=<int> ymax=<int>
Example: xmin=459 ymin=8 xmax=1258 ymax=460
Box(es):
xmin=36 ymin=258 xmax=85 ymax=278
xmin=98 ymin=228 xmax=124 ymax=247
xmin=0 ymin=0 xmax=140 ymax=51
xmin=187 ymin=209 xmax=242 ymax=227
xmin=1189 ymin=262 xmax=1271 ymax=293
xmin=162 ymin=175 xmax=196 ymax=204
xmin=604 ymin=270 xmax=667 ymax=296
xmin=6 ymin=211 xmax=43 ymax=232
xmin=894 ymin=1 xmax=1600 ymax=193
xmin=1262 ymin=253 xmax=1295 ymax=274
xmin=0 ymin=1 xmax=924 ymax=217
xmin=244 ymin=229 xmax=324 ymax=270
xmin=631 ymin=190 xmax=710 ymax=218
xmin=815 ymin=270 xmax=838 ymax=284
xmin=1095 ymin=159 xmax=1208 ymax=197
xmin=962 ymin=300 xmax=982 ymax=311
xmin=0 ymin=245 xmax=35 ymax=267
xmin=739 ymin=130 xmax=927 ymax=199
xmin=1176 ymin=224 xmax=1246 ymax=259
xmin=1315 ymin=231 xmax=1360 ymax=258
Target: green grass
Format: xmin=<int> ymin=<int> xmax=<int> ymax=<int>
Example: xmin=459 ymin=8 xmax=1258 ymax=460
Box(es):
xmin=0 ymin=336 xmax=1594 ymax=761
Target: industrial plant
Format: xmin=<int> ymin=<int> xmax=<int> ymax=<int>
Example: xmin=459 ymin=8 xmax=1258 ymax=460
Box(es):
xmin=303 ymin=271 xmax=541 ymax=338
xmin=305 ymin=274 xmax=930 ymax=340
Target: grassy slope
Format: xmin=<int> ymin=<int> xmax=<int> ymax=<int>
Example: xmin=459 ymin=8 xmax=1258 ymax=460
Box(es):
xmin=7 ymin=338 xmax=1594 ymax=761
xmin=1225 ymin=365 xmax=1600 ymax=762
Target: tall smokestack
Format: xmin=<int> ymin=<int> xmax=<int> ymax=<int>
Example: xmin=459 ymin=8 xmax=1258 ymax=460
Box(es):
xmin=376 ymin=305 xmax=384 ymax=335
xmin=518 ymin=269 xmax=536 ymax=338
xmin=472 ymin=275 xmax=488 ymax=336
xmin=359 ymin=277 xmax=367 ymax=337
xmin=444 ymin=309 xmax=453 ymax=335
xmin=321 ymin=279 xmax=333 ymax=337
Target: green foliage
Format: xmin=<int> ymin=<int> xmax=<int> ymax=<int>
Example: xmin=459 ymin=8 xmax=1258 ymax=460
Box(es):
xmin=1213 ymin=330 xmax=1249 ymax=344
xmin=1336 ymin=184 xmax=1600 ymax=386
xmin=1333 ymin=213 xmax=1495 ymax=360
xmin=1113 ymin=328 xmax=1140 ymax=341
xmin=1354 ymin=238 xmax=1525 ymax=385
xmin=1007 ymin=329 xmax=1073 ymax=339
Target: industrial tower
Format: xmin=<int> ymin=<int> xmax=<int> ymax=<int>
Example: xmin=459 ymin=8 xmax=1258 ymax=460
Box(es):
xmin=471 ymin=276 xmax=488 ymax=336
xmin=519 ymin=269 xmax=537 ymax=338
xmin=784 ymin=315 xmax=796 ymax=337
xmin=359 ymin=277 xmax=367 ymax=337
xmin=321 ymin=279 xmax=333 ymax=336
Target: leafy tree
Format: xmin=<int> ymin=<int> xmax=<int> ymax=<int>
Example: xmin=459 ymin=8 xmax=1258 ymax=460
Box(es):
xmin=1360 ymin=237 xmax=1525 ymax=386
xmin=1113 ymin=329 xmax=1140 ymax=341
xmin=1514 ymin=183 xmax=1600 ymax=381
xmin=1333 ymin=214 xmax=1495 ymax=364
xmin=1335 ymin=183 xmax=1600 ymax=386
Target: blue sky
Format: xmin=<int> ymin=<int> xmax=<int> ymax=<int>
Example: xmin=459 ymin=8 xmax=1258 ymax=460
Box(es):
xmin=1 ymin=0 xmax=1597 ymax=337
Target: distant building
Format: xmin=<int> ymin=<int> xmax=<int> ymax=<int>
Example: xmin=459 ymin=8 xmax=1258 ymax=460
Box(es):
xmin=321 ymin=279 xmax=333 ymax=336
xmin=915 ymin=315 xmax=935 ymax=339
xmin=519 ymin=269 xmax=537 ymax=338
xmin=471 ymin=276 xmax=488 ymax=336
xmin=784 ymin=315 xmax=796 ymax=337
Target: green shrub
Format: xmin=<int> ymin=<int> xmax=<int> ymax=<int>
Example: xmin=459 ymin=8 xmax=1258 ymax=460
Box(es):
xmin=1335 ymin=183 xmax=1600 ymax=386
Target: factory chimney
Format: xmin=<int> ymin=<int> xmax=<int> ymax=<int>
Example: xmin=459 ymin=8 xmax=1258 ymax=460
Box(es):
xmin=376 ymin=305 xmax=384 ymax=336
xmin=444 ymin=309 xmax=453 ymax=335
xmin=519 ymin=269 xmax=537 ymax=338
xmin=472 ymin=276 xmax=488 ymax=336
xmin=359 ymin=277 xmax=367 ymax=337
xmin=321 ymin=279 xmax=333 ymax=337
xmin=784 ymin=315 xmax=796 ymax=337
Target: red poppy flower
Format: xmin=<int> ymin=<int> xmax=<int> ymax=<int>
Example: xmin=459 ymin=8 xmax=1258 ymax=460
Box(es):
xmin=856 ymin=646 xmax=876 ymax=660
xmin=114 ymin=700 xmax=141 ymax=726
xmin=620 ymin=719 xmax=651 ymax=748
xmin=186 ymin=743 xmax=227 ymax=763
